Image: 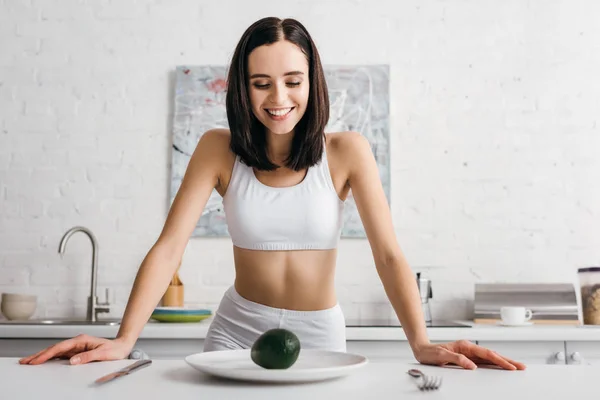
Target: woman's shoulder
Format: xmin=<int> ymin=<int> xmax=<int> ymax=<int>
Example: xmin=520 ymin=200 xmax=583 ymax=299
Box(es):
xmin=195 ymin=128 xmax=236 ymax=173
xmin=325 ymin=131 xmax=370 ymax=157
xmin=325 ymin=131 xmax=373 ymax=178
xmin=198 ymin=128 xmax=234 ymax=156
xmin=200 ymin=128 xmax=231 ymax=146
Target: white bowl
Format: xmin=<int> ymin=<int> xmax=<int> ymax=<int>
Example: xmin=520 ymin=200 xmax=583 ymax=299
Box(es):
xmin=1 ymin=293 xmax=37 ymax=302
xmin=1 ymin=299 xmax=37 ymax=320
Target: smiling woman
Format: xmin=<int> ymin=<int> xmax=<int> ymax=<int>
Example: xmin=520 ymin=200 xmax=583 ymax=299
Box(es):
xmin=226 ymin=17 xmax=329 ymax=172
xmin=248 ymin=54 xmax=308 ymax=129
xmin=19 ymin=16 xmax=525 ymax=373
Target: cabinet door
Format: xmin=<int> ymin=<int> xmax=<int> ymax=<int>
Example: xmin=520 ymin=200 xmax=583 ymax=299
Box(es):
xmin=346 ymin=341 xmax=414 ymax=360
xmin=134 ymin=339 xmax=205 ymax=359
xmin=0 ymin=339 xmax=60 ymax=358
xmin=565 ymin=341 xmax=600 ymax=366
xmin=346 ymin=341 xmax=447 ymax=361
xmin=476 ymin=341 xmax=566 ymax=365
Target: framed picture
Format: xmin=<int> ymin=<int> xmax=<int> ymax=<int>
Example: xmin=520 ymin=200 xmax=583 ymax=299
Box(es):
xmin=170 ymin=65 xmax=390 ymax=238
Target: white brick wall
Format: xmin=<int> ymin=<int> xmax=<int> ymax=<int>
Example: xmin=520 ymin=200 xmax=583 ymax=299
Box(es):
xmin=1 ymin=0 xmax=599 ymax=322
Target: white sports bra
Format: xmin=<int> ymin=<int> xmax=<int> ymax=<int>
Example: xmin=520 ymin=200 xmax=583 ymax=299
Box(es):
xmin=222 ymin=146 xmax=345 ymax=250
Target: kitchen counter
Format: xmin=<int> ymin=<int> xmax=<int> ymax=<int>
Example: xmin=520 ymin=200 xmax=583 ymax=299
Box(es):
xmin=2 ymin=319 xmax=599 ymax=341
xmin=2 ymin=357 xmax=597 ymax=399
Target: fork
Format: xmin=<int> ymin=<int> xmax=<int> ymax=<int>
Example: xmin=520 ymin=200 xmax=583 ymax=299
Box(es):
xmin=407 ymin=369 xmax=443 ymax=391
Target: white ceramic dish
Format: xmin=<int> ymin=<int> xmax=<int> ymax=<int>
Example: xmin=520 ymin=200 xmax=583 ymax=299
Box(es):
xmin=185 ymin=349 xmax=368 ymax=383
xmin=1 ymin=300 xmax=37 ymax=320
xmin=1 ymin=293 xmax=37 ymax=302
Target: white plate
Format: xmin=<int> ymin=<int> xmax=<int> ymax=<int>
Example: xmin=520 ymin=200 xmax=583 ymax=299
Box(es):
xmin=185 ymin=349 xmax=368 ymax=383
xmin=497 ymin=321 xmax=534 ymax=327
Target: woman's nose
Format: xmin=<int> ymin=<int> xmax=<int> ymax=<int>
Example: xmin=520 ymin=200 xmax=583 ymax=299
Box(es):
xmin=269 ymin=83 xmax=287 ymax=104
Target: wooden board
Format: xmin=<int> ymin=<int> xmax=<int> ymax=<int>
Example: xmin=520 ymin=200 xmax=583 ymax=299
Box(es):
xmin=474 ymin=318 xmax=581 ymax=325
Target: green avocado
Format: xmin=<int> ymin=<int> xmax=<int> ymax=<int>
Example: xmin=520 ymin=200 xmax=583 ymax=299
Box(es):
xmin=251 ymin=328 xmax=301 ymax=369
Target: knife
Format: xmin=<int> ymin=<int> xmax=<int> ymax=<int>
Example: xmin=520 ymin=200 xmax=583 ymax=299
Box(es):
xmin=94 ymin=359 xmax=152 ymax=385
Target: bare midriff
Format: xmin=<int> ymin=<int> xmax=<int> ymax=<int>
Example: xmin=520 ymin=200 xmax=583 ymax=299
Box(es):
xmin=232 ymin=246 xmax=339 ymax=311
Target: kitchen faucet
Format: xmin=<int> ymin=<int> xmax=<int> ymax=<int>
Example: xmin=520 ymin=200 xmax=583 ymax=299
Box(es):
xmin=58 ymin=226 xmax=110 ymax=322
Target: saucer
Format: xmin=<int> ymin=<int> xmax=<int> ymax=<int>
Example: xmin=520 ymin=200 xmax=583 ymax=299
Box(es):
xmin=497 ymin=321 xmax=534 ymax=327
xmin=150 ymin=307 xmax=212 ymax=323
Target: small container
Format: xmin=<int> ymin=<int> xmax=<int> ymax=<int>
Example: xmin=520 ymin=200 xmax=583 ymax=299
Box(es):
xmin=162 ymin=262 xmax=184 ymax=307
xmin=162 ymin=285 xmax=184 ymax=307
xmin=578 ymin=267 xmax=600 ymax=325
xmin=416 ymin=273 xmax=432 ymax=323
xmin=1 ymin=293 xmax=37 ymax=320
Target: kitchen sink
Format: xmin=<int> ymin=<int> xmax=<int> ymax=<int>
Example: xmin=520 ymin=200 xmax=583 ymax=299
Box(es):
xmin=0 ymin=319 xmax=121 ymax=326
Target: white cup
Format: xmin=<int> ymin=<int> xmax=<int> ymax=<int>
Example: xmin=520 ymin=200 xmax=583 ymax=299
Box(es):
xmin=500 ymin=307 xmax=533 ymax=325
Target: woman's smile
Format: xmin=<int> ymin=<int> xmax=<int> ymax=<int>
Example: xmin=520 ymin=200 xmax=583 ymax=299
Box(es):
xmin=265 ymin=107 xmax=295 ymax=121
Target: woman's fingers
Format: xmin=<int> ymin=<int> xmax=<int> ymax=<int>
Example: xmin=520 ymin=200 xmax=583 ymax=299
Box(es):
xmin=419 ymin=341 xmax=527 ymax=371
xmin=28 ymin=342 xmax=73 ymax=365
xmin=19 ymin=348 xmax=48 ymax=364
xmin=71 ymin=348 xmax=109 ymax=365
xmin=468 ymin=345 xmax=518 ymax=370
xmin=497 ymin=355 xmax=527 ymax=370
xmin=27 ymin=336 xmax=87 ymax=365
xmin=448 ymin=351 xmax=478 ymax=370
xmin=19 ymin=335 xmax=127 ymax=366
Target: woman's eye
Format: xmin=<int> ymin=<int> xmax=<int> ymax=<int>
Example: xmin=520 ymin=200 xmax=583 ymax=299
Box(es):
xmin=252 ymin=82 xmax=301 ymax=89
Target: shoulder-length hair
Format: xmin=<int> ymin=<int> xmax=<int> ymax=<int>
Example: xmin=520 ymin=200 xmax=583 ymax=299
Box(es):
xmin=226 ymin=17 xmax=329 ymax=171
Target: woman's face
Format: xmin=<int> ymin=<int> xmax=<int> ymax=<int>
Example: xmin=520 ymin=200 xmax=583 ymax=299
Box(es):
xmin=247 ymin=40 xmax=310 ymax=136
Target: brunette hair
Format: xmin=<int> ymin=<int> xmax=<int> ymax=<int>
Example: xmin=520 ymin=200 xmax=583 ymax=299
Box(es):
xmin=226 ymin=17 xmax=329 ymax=171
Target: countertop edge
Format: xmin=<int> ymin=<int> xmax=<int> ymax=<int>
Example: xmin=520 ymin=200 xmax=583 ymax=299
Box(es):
xmin=1 ymin=320 xmax=600 ymax=341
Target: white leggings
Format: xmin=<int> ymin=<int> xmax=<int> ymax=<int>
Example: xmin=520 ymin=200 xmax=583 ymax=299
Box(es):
xmin=203 ymin=286 xmax=347 ymax=352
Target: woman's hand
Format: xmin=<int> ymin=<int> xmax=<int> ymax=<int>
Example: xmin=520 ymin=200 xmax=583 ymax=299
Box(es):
xmin=19 ymin=334 xmax=134 ymax=365
xmin=414 ymin=340 xmax=527 ymax=370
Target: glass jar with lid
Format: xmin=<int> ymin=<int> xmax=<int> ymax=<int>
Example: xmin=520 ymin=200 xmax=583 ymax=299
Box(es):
xmin=578 ymin=267 xmax=600 ymax=325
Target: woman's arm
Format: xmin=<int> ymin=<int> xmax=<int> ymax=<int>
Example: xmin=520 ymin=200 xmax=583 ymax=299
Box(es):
xmin=338 ymin=132 xmax=430 ymax=353
xmin=116 ymin=129 xmax=227 ymax=345
xmin=20 ymin=129 xmax=229 ymax=365
xmin=341 ymin=132 xmax=525 ymax=370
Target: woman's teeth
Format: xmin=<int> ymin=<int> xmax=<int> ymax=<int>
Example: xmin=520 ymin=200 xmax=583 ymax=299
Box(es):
xmin=266 ymin=108 xmax=293 ymax=116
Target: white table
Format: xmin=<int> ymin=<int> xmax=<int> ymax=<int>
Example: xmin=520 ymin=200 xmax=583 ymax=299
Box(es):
xmin=2 ymin=357 xmax=596 ymax=399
